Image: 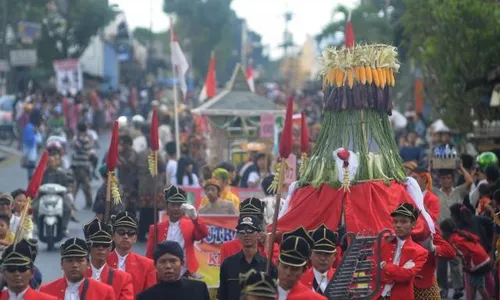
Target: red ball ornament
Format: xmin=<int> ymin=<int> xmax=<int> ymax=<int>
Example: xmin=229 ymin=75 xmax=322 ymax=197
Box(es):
xmin=337 ymin=149 xmax=350 ymax=161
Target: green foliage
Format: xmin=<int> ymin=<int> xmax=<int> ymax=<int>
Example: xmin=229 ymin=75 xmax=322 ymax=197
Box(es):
xmin=165 ymin=0 xmax=233 ymax=77
xmin=316 ymin=3 xmax=393 ymax=46
xmin=402 ymin=0 xmax=500 ymax=130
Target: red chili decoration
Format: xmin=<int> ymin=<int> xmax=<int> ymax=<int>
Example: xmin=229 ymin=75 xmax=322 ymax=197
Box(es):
xmin=337 ymin=149 xmax=350 ymax=161
xmin=279 ymin=96 xmax=294 ymax=159
xmin=26 ymin=151 xmax=48 ymax=199
xmin=300 ymin=111 xmax=310 ymax=154
xmin=106 ymin=121 xmax=120 ymax=171
xmin=150 ymin=108 xmax=159 ymax=151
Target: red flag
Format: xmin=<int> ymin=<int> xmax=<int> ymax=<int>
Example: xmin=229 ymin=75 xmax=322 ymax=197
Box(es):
xmin=279 ymin=96 xmax=294 ymax=158
xmin=199 ymin=52 xmax=216 ymax=102
xmin=300 ymin=111 xmax=310 ymax=154
xmin=344 ymin=10 xmax=355 ymax=48
xmin=106 ymin=121 xmax=120 ymax=171
xmin=246 ymin=60 xmax=255 ymax=92
xmin=150 ymin=108 xmax=159 ymax=151
xmin=26 ymin=151 xmax=48 ymax=198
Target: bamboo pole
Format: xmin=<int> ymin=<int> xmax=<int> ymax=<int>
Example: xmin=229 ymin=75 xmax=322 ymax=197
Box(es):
xmin=266 ymin=158 xmax=286 ymax=274
xmin=104 ymin=172 xmax=112 ymax=223
xmin=152 ymin=151 xmax=159 ymax=251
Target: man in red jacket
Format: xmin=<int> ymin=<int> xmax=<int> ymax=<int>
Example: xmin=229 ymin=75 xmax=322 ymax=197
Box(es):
xmin=145 ymin=185 xmax=209 ymax=277
xmin=220 ymin=197 xmax=279 ymax=264
xmin=300 ymin=224 xmax=337 ymax=296
xmin=411 ymin=166 xmax=440 ymax=222
xmin=41 ymin=238 xmax=116 ymax=300
xmin=378 ymin=203 xmax=428 ymax=300
xmin=83 ymin=218 xmax=134 ymax=300
xmin=413 ymin=232 xmax=456 ymax=299
xmin=1 ymin=239 xmax=56 ymax=300
xmin=108 ymin=211 xmax=156 ymax=294
xmin=276 ymin=226 xmax=325 ymax=300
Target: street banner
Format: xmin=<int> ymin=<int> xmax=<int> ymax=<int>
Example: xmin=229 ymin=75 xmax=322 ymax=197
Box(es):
xmin=53 ymin=59 xmax=83 ymax=94
xmin=259 ymin=113 xmax=275 ymax=138
xmin=158 ymin=187 xmax=265 ymax=287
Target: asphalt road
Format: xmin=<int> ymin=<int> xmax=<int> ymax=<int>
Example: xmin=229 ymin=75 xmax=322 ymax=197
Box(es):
xmin=0 ymin=131 xmax=146 ymax=283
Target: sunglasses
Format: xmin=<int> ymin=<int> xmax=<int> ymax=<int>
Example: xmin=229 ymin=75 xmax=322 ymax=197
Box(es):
xmin=237 ymin=228 xmax=257 ymax=235
xmin=116 ymin=230 xmax=137 ymax=237
xmin=4 ymin=265 xmax=30 ymax=273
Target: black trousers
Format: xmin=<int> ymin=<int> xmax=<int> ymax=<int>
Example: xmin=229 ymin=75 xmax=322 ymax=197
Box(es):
xmin=138 ymin=207 xmax=154 ymax=241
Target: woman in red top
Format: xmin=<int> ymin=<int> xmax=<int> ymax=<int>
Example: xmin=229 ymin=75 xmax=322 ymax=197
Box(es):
xmin=440 ymin=219 xmax=492 ymax=300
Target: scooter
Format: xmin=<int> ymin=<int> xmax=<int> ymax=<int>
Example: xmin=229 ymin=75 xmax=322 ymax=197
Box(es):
xmin=36 ymin=183 xmax=66 ymax=250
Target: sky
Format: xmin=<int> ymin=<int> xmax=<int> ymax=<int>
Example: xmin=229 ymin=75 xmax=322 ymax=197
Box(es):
xmin=108 ymin=0 xmax=358 ymax=58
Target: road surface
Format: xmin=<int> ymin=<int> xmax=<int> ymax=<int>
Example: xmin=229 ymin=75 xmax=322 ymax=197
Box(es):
xmin=0 ymin=131 xmax=146 ymax=283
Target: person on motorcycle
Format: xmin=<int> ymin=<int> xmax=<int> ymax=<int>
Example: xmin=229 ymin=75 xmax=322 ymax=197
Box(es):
xmin=48 ymin=104 xmax=65 ymax=135
xmin=131 ymin=115 xmax=147 ymax=153
xmin=35 ymin=153 xmax=75 ymax=235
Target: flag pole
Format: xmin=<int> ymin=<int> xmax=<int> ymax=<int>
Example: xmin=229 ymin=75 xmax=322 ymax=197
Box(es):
xmin=170 ymin=17 xmax=181 ymax=158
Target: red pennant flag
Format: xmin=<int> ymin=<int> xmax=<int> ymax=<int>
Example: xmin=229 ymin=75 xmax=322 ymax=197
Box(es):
xmin=344 ymin=10 xmax=355 ymax=48
xmin=150 ymin=109 xmax=159 ymax=151
xmin=106 ymin=121 xmax=120 ymax=171
xmin=26 ymin=151 xmax=48 ymax=198
xmin=279 ymin=96 xmax=294 ymax=159
xmin=300 ymin=111 xmax=310 ymax=154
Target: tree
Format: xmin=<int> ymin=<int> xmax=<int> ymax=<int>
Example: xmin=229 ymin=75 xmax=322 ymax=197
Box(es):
xmin=402 ymin=0 xmax=500 ymax=130
xmin=316 ymin=2 xmax=393 ymax=46
xmin=165 ymin=0 xmax=233 ymax=77
xmin=37 ymin=0 xmax=116 ymax=69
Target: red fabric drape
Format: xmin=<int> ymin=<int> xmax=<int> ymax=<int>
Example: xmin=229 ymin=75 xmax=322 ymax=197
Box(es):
xmin=270 ymin=181 xmax=428 ymax=239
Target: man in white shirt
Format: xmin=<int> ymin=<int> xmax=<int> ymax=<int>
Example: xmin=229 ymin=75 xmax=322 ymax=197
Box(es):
xmin=165 ymin=141 xmax=178 ymax=186
xmin=40 ymin=237 xmax=115 ymax=300
xmin=299 ymin=224 xmax=337 ymax=296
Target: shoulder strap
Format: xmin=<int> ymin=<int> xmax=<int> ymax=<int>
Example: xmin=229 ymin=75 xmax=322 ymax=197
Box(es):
xmin=107 ymin=268 xmax=114 ymax=286
xmin=80 ymin=278 xmax=90 ymax=300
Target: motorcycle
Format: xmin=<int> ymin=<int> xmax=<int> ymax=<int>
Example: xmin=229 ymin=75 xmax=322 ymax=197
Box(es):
xmin=36 ymin=183 xmax=66 ymax=250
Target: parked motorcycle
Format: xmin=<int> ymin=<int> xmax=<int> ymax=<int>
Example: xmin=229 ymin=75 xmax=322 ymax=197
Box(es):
xmin=36 ymin=183 xmax=66 ymax=250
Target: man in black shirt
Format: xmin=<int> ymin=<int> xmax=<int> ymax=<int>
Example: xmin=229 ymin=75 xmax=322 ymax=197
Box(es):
xmin=218 ymin=216 xmax=277 ymax=300
xmin=137 ymin=241 xmax=210 ymax=300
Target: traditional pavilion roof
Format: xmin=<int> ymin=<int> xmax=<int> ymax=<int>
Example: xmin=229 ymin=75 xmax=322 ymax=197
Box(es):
xmin=192 ymin=64 xmax=284 ymax=117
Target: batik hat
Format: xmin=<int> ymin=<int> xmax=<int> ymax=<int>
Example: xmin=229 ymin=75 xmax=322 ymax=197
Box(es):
xmin=310 ymin=224 xmax=337 ymax=253
xmin=61 ymin=237 xmax=90 ymax=258
xmin=164 ymin=185 xmax=187 ymax=203
xmin=112 ymin=211 xmax=137 ymax=229
xmin=83 ymin=217 xmax=113 ymax=245
xmin=279 ymin=226 xmax=314 ymax=267
xmin=240 ymin=269 xmax=277 ymax=299
xmin=391 ymin=202 xmax=420 ymax=222
xmin=1 ymin=239 xmax=36 ymax=267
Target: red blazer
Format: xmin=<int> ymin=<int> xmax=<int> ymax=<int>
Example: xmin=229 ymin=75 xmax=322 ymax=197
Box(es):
xmin=450 ymin=231 xmax=490 ymax=271
xmin=219 ymin=239 xmax=279 ymax=265
xmin=85 ymin=264 xmax=134 ymax=300
xmin=40 ymin=277 xmax=115 ymax=300
xmin=299 ymin=267 xmax=335 ymax=291
xmin=377 ymin=236 xmax=428 ymax=300
xmin=424 ymin=190 xmax=440 ymax=223
xmin=146 ymin=216 xmax=209 ymax=273
xmin=414 ymin=233 xmax=456 ymax=289
xmin=280 ymin=281 xmax=327 ymax=299
xmin=1 ymin=288 xmax=57 ymax=300
xmin=107 ymin=251 xmax=157 ymax=294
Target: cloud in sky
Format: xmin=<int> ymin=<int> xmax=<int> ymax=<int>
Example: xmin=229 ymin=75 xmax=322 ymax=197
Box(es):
xmin=109 ymin=0 xmax=357 ymax=58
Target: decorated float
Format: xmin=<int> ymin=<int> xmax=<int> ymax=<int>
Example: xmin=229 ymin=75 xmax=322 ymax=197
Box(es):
xmin=272 ymin=42 xmax=434 ymax=239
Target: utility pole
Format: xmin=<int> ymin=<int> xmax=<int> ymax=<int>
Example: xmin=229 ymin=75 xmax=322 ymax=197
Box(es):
xmin=2 ymin=0 xmax=7 ymax=58
xmin=241 ymin=19 xmax=247 ymax=71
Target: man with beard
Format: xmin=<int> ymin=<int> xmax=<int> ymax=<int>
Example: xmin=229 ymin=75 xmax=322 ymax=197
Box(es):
xmin=218 ymin=216 xmax=277 ymax=300
xmin=41 ymin=238 xmax=115 ymax=300
xmin=1 ymin=239 xmax=56 ymax=300
xmin=83 ymin=218 xmax=134 ymax=299
xmin=299 ymin=224 xmax=337 ymax=295
xmin=107 ymin=212 xmax=156 ymax=294
xmin=137 ymin=241 xmax=209 ymax=300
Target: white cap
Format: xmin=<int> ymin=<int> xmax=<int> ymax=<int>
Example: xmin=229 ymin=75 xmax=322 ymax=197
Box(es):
xmin=132 ymin=115 xmax=145 ymax=123
xmin=117 ymin=116 xmax=128 ymax=128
